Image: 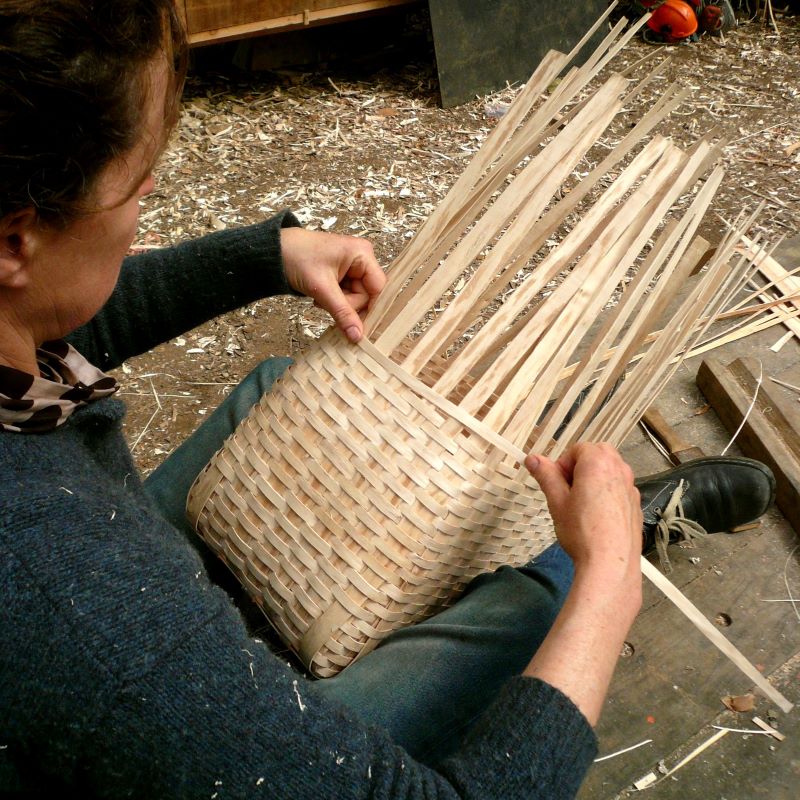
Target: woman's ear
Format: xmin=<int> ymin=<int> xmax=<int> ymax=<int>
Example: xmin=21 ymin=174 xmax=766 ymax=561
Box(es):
xmin=0 ymin=208 xmax=38 ymax=288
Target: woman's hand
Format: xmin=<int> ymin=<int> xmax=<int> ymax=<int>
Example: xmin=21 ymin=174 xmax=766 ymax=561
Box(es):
xmin=525 ymin=442 xmax=642 ymax=582
xmin=280 ymin=227 xmax=386 ymax=343
xmin=522 ymin=443 xmax=643 ymax=726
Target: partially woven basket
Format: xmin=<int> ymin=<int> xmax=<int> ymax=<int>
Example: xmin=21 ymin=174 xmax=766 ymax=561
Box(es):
xmin=187 ymin=9 xmax=756 ymax=676
xmin=187 ymin=336 xmax=552 ymax=675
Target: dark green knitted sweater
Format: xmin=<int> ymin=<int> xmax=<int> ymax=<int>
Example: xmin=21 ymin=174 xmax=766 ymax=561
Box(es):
xmin=0 ymin=214 xmax=597 ymax=798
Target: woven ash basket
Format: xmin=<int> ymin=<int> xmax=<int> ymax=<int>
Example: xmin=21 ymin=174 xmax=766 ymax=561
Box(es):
xmin=187 ymin=10 xmax=757 ymax=677
xmin=187 ymin=335 xmax=552 ymax=676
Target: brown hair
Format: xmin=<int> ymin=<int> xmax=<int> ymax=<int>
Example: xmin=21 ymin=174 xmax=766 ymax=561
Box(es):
xmin=0 ymin=0 xmax=187 ymax=225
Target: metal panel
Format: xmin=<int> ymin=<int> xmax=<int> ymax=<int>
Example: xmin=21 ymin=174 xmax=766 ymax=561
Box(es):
xmin=428 ymin=0 xmax=607 ymax=107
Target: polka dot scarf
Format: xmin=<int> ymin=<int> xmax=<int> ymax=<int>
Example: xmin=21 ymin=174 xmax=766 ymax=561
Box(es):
xmin=0 ymin=340 xmax=118 ymax=433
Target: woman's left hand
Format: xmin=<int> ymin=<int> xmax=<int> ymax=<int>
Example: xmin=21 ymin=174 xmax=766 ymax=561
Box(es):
xmin=280 ymin=227 xmax=386 ymax=343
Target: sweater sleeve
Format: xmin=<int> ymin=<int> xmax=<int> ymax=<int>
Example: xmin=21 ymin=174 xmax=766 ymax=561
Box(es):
xmin=66 ymin=210 xmax=301 ymax=371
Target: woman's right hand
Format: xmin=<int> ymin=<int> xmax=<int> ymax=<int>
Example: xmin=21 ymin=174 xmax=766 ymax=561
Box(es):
xmin=522 ymin=443 xmax=643 ymax=725
xmin=525 ymin=443 xmax=642 ymax=583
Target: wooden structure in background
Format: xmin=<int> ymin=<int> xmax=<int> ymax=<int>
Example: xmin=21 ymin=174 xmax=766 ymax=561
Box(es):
xmin=176 ymin=0 xmax=419 ymax=45
xmin=177 ymin=1 xmax=605 ymax=107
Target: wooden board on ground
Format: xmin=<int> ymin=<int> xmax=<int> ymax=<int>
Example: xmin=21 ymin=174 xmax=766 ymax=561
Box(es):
xmin=574 ymin=286 xmax=800 ymax=797
xmin=697 ymin=356 xmax=800 ymax=535
xmin=579 ymin=511 xmax=799 ymax=797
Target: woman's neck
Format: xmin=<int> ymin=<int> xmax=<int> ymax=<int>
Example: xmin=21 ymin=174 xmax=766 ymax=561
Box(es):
xmin=0 ymin=313 xmax=40 ymax=375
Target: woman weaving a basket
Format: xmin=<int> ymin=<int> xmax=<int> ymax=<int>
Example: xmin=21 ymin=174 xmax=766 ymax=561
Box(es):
xmin=0 ymin=2 xmax=775 ymax=797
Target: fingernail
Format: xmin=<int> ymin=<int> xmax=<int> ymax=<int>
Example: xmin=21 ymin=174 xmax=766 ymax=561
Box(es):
xmin=345 ymin=325 xmax=361 ymax=343
xmin=526 ymin=455 xmax=539 ymax=471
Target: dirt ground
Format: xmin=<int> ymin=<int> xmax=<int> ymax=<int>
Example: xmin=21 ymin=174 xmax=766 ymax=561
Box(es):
xmin=120 ymin=9 xmax=800 ymax=477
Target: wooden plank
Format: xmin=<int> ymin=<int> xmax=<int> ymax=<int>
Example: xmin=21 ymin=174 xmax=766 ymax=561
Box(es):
xmin=641 ymin=559 xmax=792 ymax=713
xmin=578 ymin=495 xmax=800 ymax=798
xmin=697 ymin=356 xmax=800 ymax=535
xmin=185 ymin=0 xmax=417 ymax=43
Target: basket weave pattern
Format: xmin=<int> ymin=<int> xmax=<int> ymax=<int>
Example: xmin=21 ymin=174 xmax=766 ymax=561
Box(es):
xmin=188 ymin=334 xmax=552 ymax=676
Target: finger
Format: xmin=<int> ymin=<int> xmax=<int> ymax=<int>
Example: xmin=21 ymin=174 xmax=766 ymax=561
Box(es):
xmin=330 ymin=301 xmax=364 ymax=343
xmin=526 ymin=453 xmax=570 ymax=511
xmin=346 ymin=277 xmax=366 ymax=297
xmin=341 ymin=247 xmax=385 ymax=297
xmin=361 ymin=258 xmax=386 ymax=296
xmin=555 ymin=448 xmax=579 ymax=486
xmin=314 ymin=275 xmax=365 ymax=343
xmin=343 ymin=288 xmax=371 ymax=313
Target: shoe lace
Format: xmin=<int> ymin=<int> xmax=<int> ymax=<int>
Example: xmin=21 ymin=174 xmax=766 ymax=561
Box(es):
xmin=654 ymin=479 xmax=708 ymax=573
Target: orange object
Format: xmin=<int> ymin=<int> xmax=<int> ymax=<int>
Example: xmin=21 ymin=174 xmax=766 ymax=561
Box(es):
xmin=646 ymin=0 xmax=699 ymax=42
xmin=699 ymin=4 xmax=724 ymax=32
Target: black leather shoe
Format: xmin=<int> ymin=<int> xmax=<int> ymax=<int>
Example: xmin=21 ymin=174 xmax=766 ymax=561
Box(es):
xmin=636 ymin=456 xmax=775 ymax=570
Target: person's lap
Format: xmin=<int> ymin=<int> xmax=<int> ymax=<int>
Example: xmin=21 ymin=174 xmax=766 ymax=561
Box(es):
xmin=144 ymin=357 xmax=573 ymax=764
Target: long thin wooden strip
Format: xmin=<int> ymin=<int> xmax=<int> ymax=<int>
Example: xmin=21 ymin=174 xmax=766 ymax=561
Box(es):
xmin=355 ymin=337 xmax=527 ymax=463
xmin=561 ymin=205 xmax=746 ymax=442
xmin=685 ymin=306 xmax=800 ymax=360
xmin=587 ymin=225 xmax=751 ymax=444
xmin=399 ymin=85 xmax=632 ymax=374
xmin=478 ymin=142 xmax=697 ymax=432
xmin=371 ymin=54 xmax=626 ymax=340
xmin=641 ymin=558 xmax=793 ymax=712
xmin=537 ymin=169 xmax=725 ymax=451
xmin=483 ymin=17 xmax=639 ymax=179
xmin=497 ymin=149 xmax=704 ymax=445
xmin=560 ymin=10 xmax=652 ymax=99
xmin=466 ymin=83 xmax=691 ymax=335
xmin=545 ymin=161 xmax=741 ymax=427
xmin=372 ymin=16 xmax=660 ymax=341
xmin=537 ymin=225 xmax=686 ymax=450
xmin=537 ymin=53 xmax=672 ymax=153
xmin=739 ymin=235 xmax=800 ymax=341
xmin=562 ymin=0 xmax=622 ymax=65
xmin=588 ymin=259 xmax=733 ymax=442
xmin=464 ymin=151 xmax=686 ymax=419
xmin=368 ymin=61 xmax=588 ymax=340
xmin=435 ymin=137 xmax=676 ymax=401
xmin=375 ymin=76 xmax=628 ymax=355
xmin=720 ymin=237 xmax=792 ymax=313
xmin=576 ymin=256 xmax=756 ymax=440
xmin=635 ymin=215 xmax=765 ymax=401
xmin=553 ymin=233 xmax=776 ymax=382
xmin=368 ymin=9 xmax=638 ymax=337
xmin=711 ymin=292 xmax=800 ymax=323
xmin=364 ymin=49 xmax=570 ymax=334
